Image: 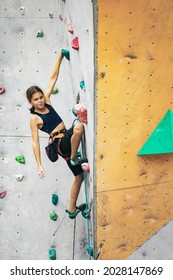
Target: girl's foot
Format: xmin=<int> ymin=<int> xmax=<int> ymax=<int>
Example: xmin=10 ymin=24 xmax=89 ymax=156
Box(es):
xmin=66 ymin=203 xmax=86 ymax=219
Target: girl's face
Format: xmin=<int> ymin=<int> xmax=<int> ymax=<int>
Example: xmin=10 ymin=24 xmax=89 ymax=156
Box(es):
xmin=30 ymin=92 xmax=45 ymax=110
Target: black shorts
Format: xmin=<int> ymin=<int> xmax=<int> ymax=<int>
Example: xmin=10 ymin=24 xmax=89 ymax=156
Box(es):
xmin=59 ymin=126 xmax=83 ymax=177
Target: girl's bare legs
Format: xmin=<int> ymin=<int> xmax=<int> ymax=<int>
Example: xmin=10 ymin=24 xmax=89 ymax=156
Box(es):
xmin=70 ymin=123 xmax=84 ymax=159
xmin=69 ymin=173 xmax=84 ymax=213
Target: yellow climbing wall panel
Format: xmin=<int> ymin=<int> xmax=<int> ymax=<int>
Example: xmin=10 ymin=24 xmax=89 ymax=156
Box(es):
xmin=96 ymin=0 xmax=173 ymax=259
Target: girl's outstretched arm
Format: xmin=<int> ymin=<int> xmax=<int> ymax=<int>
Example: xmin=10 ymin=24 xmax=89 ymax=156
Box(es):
xmin=30 ymin=115 xmax=44 ymax=178
xmin=44 ymin=51 xmax=64 ymax=102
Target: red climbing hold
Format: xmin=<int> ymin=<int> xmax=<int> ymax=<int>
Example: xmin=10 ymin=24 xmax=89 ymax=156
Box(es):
xmin=0 ymin=85 xmax=5 ymax=94
xmin=71 ymin=36 xmax=79 ymax=50
xmin=0 ymin=190 xmax=7 ymax=199
xmin=74 ymin=103 xmax=87 ymax=124
xmin=67 ymin=23 xmax=74 ymax=34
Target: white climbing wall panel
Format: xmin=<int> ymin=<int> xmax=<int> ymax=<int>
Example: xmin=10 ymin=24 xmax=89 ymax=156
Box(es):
xmin=0 ymin=0 xmax=94 ymax=260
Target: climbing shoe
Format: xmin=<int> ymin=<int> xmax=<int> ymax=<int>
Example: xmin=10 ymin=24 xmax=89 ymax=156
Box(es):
xmin=70 ymin=154 xmax=88 ymax=166
xmin=66 ymin=203 xmax=86 ymax=219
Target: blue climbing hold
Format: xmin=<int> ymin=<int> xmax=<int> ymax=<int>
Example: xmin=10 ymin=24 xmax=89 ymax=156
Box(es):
xmin=52 ymin=193 xmax=59 ymax=205
xmin=48 ymin=248 xmax=56 ymax=260
xmin=61 ymin=49 xmax=70 ymax=61
xmin=80 ymin=80 xmax=86 ymax=91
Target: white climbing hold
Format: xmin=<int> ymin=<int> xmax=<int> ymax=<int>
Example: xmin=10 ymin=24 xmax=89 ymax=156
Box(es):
xmin=49 ymin=13 xmax=53 ymax=19
xmin=81 ymin=162 xmax=90 ymax=173
xmin=67 ymin=23 xmax=74 ymax=34
xmin=20 ymin=6 xmax=25 ymax=15
xmin=15 ymin=174 xmax=24 ymax=182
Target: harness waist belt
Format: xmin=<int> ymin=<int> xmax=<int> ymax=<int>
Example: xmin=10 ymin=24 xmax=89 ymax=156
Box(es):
xmin=51 ymin=129 xmax=67 ymax=138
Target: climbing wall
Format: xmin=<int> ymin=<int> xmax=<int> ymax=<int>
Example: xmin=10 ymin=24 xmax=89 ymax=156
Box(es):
xmin=0 ymin=0 xmax=94 ymax=260
xmin=96 ymin=0 xmax=173 ymax=259
xmin=128 ymin=220 xmax=173 ymax=259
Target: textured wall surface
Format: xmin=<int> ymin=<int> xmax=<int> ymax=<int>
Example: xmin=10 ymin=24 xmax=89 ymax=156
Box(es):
xmin=0 ymin=0 xmax=94 ymax=260
xmin=96 ymin=0 xmax=173 ymax=259
xmin=129 ymin=220 xmax=173 ymax=259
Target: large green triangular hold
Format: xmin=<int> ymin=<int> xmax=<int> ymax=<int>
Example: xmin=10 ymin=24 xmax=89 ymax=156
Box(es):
xmin=137 ymin=110 xmax=173 ymax=155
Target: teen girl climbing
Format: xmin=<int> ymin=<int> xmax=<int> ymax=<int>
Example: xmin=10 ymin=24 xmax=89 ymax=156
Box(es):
xmin=26 ymin=50 xmax=87 ymax=219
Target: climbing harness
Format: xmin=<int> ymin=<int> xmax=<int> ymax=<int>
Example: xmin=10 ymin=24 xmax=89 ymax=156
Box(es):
xmin=45 ymin=138 xmax=59 ymax=162
xmin=45 ymin=129 xmax=67 ymax=162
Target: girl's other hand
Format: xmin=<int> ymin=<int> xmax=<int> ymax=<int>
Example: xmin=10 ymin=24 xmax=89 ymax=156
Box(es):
xmin=38 ymin=165 xmax=45 ymax=179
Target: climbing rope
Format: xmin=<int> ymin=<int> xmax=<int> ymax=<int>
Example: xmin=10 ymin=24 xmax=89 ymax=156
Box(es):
xmin=49 ymin=212 xmax=66 ymax=244
xmin=81 ymin=134 xmax=93 ymax=259
xmin=72 ymin=219 xmax=77 ymax=260
xmin=72 ymin=117 xmax=93 ymax=259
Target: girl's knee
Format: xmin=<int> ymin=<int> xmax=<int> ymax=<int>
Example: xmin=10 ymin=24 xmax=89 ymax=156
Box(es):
xmin=74 ymin=123 xmax=84 ymax=134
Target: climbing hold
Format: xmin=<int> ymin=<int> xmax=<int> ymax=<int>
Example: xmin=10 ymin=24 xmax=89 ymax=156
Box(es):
xmin=67 ymin=23 xmax=74 ymax=34
xmin=74 ymin=103 xmax=87 ymax=124
xmin=15 ymin=174 xmax=24 ymax=182
xmin=49 ymin=13 xmax=53 ymax=19
xmin=137 ymin=109 xmax=173 ymax=155
xmin=0 ymin=190 xmax=7 ymax=199
xmin=72 ymin=107 xmax=77 ymax=117
xmin=61 ymin=49 xmax=70 ymax=61
xmin=36 ymin=30 xmax=44 ymax=38
xmin=81 ymin=162 xmax=90 ymax=173
xmin=52 ymin=193 xmax=59 ymax=205
xmin=15 ymin=155 xmax=25 ymax=164
xmin=50 ymin=211 xmax=58 ymax=221
xmin=80 ymin=80 xmax=86 ymax=91
xmin=59 ymin=15 xmax=63 ymax=21
xmin=48 ymin=248 xmax=56 ymax=260
xmin=0 ymin=85 xmax=5 ymax=95
xmin=52 ymin=87 xmax=58 ymax=94
xmin=86 ymin=245 xmax=93 ymax=257
xmin=71 ymin=36 xmax=79 ymax=50
xmin=20 ymin=6 xmax=25 ymax=15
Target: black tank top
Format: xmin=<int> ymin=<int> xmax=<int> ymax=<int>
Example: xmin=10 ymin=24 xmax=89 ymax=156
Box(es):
xmin=33 ymin=103 xmax=63 ymax=134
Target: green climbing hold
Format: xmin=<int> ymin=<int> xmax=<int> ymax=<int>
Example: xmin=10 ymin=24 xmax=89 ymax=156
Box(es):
xmin=48 ymin=248 xmax=56 ymax=260
xmin=15 ymin=155 xmax=25 ymax=164
xmin=80 ymin=80 xmax=86 ymax=91
xmin=52 ymin=87 xmax=59 ymax=94
xmin=137 ymin=110 xmax=173 ymax=155
xmin=52 ymin=193 xmax=59 ymax=205
xmin=86 ymin=245 xmax=93 ymax=257
xmin=72 ymin=107 xmax=77 ymax=117
xmin=37 ymin=30 xmax=44 ymax=37
xmin=50 ymin=211 xmax=58 ymax=221
xmin=61 ymin=49 xmax=70 ymax=61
